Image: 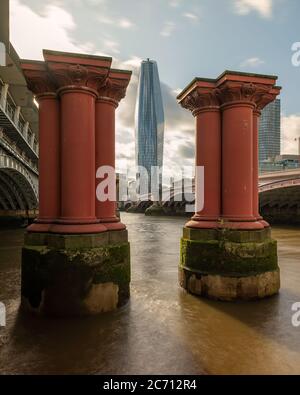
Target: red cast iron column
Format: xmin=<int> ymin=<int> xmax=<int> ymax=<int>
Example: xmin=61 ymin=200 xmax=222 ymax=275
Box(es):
xmin=44 ymin=50 xmax=112 ymax=234
xmin=216 ymin=72 xmax=281 ymax=230
xmin=95 ymin=69 xmax=131 ymax=230
xmin=21 ymin=61 xmax=60 ymax=232
xmin=178 ymin=81 xmax=221 ymax=229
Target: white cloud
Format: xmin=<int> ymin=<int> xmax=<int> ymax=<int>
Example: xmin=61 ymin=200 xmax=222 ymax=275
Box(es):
xmin=240 ymin=57 xmax=265 ymax=68
xmin=102 ymin=38 xmax=120 ymax=54
xmin=10 ymin=0 xmax=81 ymax=59
xmin=182 ymin=12 xmax=199 ymax=22
xmin=98 ymin=15 xmax=136 ymax=29
xmin=160 ymin=22 xmax=176 ymax=37
xmin=169 ymin=0 xmax=183 ymax=7
xmin=234 ymin=0 xmax=273 ymax=18
xmin=119 ymin=18 xmax=135 ymax=29
xmin=281 ymin=114 xmax=300 ymax=154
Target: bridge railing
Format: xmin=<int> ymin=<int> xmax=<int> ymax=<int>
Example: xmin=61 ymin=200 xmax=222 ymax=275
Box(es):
xmin=0 ymin=81 xmax=38 ymax=159
xmin=0 ymin=131 xmax=38 ymax=175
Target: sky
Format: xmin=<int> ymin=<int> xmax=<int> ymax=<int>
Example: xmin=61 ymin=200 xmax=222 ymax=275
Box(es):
xmin=9 ymin=0 xmax=300 ymax=174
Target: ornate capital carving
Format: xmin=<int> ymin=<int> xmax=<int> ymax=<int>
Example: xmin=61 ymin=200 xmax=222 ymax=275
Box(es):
xmin=46 ymin=62 xmax=109 ymax=93
xmin=97 ymin=71 xmax=131 ymax=105
xmin=180 ymin=87 xmax=220 ymax=116
xmin=252 ymin=86 xmax=280 ymax=111
xmin=215 ymin=81 xmax=281 ymax=110
xmin=20 ymin=61 xmax=57 ymax=96
xmin=215 ymin=82 xmax=258 ymax=107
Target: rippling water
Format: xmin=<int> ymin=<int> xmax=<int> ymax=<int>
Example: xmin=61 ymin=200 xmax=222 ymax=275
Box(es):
xmin=0 ymin=213 xmax=300 ymax=374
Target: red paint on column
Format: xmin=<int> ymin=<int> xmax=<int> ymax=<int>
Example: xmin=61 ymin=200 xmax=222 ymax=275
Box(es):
xmin=187 ymin=108 xmax=221 ymax=229
xmin=51 ymin=88 xmax=106 ymax=234
xmin=36 ymin=94 xmax=60 ymax=223
xmin=95 ymin=98 xmax=125 ymax=230
xmin=221 ymin=102 xmax=262 ymax=228
xmin=95 ymin=69 xmax=131 ymax=231
xmin=20 ymin=61 xmax=60 ymax=233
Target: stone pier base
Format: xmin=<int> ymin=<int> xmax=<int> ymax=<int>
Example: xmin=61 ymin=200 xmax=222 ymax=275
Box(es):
xmin=179 ymin=227 xmax=280 ymax=301
xmin=21 ymin=230 xmax=130 ymax=316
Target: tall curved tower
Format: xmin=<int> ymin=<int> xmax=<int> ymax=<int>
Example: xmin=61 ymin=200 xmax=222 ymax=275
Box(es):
xmin=135 ymin=59 xmax=164 ymax=193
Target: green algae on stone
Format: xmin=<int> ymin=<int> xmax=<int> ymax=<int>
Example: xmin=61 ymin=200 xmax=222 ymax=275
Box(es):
xmin=180 ymin=237 xmax=278 ymax=277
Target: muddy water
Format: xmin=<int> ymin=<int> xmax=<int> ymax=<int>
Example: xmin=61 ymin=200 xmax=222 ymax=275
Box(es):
xmin=0 ymin=213 xmax=300 ymax=374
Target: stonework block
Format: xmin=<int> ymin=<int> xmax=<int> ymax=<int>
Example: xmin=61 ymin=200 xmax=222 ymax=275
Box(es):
xmin=21 ymin=230 xmax=130 ymax=316
xmin=180 ymin=226 xmax=280 ymax=301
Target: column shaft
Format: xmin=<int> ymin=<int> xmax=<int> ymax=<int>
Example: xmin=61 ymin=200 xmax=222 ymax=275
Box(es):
xmin=52 ymin=88 xmax=106 ymax=234
xmin=37 ymin=95 xmax=60 ymax=222
xmin=221 ymin=103 xmax=263 ymax=229
xmin=188 ymin=108 xmax=221 ymax=228
xmin=95 ymin=99 xmax=125 ymax=230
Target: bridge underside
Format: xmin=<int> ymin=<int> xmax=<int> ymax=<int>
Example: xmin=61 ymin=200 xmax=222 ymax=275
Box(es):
xmin=260 ymin=185 xmax=300 ymax=225
xmin=0 ymin=168 xmax=38 ymax=221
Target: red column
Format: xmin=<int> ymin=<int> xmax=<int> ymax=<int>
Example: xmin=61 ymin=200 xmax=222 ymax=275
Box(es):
xmin=44 ymin=50 xmax=112 ymax=234
xmin=20 ymin=61 xmax=60 ymax=233
xmin=95 ymin=70 xmax=131 ymax=231
xmin=178 ymin=84 xmax=221 ymax=229
xmin=221 ymin=101 xmax=262 ymax=229
xmin=216 ymin=76 xmax=281 ymax=230
xmin=253 ymin=109 xmax=270 ymax=228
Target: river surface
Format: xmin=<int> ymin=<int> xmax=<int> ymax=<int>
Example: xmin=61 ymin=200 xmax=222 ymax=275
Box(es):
xmin=0 ymin=213 xmax=300 ymax=374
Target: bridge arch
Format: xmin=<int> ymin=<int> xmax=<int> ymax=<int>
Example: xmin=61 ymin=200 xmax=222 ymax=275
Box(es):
xmin=0 ymin=154 xmax=38 ymax=211
xmin=259 ymin=179 xmax=300 ymax=225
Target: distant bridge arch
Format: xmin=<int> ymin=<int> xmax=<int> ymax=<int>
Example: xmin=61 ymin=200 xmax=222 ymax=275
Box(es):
xmin=0 ymin=153 xmax=38 ymax=211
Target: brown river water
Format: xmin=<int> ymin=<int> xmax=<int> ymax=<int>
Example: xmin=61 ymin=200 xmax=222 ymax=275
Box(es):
xmin=0 ymin=213 xmax=300 ymax=374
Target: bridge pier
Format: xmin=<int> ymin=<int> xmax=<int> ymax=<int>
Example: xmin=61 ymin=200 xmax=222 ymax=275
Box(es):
xmin=178 ymin=71 xmax=281 ymax=301
xmin=20 ymin=51 xmax=131 ymax=316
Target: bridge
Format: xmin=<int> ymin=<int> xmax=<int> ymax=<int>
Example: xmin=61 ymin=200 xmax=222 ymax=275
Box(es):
xmin=123 ymin=168 xmax=300 ymax=223
xmin=0 ymin=29 xmax=39 ymax=222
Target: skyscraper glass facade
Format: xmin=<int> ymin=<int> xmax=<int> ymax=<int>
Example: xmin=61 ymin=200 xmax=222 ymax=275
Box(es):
xmin=259 ymin=98 xmax=281 ymax=163
xmin=135 ymin=59 xmax=164 ymax=191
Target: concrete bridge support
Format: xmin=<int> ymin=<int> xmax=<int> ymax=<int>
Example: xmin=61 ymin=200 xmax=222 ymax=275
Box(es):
xmin=20 ymin=50 xmax=131 ymax=316
xmin=178 ymin=71 xmax=281 ymax=301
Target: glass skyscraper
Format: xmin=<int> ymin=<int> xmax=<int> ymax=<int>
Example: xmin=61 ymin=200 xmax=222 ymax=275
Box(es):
xmin=259 ymin=98 xmax=281 ymax=164
xmin=135 ymin=59 xmax=164 ymax=193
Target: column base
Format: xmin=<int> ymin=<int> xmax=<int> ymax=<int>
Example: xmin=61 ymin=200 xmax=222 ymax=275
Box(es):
xmin=49 ymin=223 xmax=107 ymax=234
xmin=21 ymin=230 xmax=130 ymax=316
xmin=99 ymin=216 xmax=127 ymax=231
xmin=27 ymin=222 xmax=52 ymax=233
xmin=179 ymin=226 xmax=280 ymax=301
xmin=103 ymin=222 xmax=126 ymax=231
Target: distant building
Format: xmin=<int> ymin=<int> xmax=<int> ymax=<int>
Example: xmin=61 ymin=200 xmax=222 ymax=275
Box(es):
xmin=135 ymin=59 xmax=164 ymax=195
xmin=259 ymin=98 xmax=281 ymax=165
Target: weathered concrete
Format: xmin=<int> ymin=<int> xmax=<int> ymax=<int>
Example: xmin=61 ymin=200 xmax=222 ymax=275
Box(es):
xmin=21 ymin=230 xmax=130 ymax=316
xmin=179 ymin=227 xmax=280 ymax=301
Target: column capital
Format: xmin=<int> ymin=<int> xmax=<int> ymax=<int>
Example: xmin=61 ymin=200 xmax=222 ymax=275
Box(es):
xmin=43 ymin=50 xmax=112 ymax=97
xmin=178 ymin=80 xmax=220 ymax=116
xmin=96 ymin=69 xmax=132 ymax=107
xmin=254 ymin=86 xmax=281 ymax=111
xmin=20 ymin=60 xmax=57 ymax=99
xmin=214 ymin=71 xmax=281 ymax=110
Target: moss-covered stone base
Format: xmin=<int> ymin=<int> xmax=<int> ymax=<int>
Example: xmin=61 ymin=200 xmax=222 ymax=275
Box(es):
xmin=21 ymin=231 xmax=130 ymax=316
xmin=180 ymin=226 xmax=280 ymax=301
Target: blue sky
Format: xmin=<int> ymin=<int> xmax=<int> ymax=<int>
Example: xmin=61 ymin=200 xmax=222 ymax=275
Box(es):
xmin=9 ymin=0 xmax=300 ymax=171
